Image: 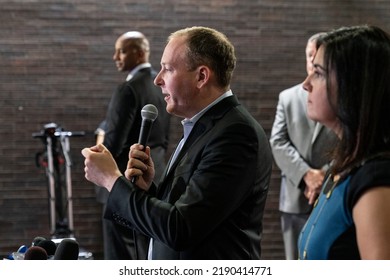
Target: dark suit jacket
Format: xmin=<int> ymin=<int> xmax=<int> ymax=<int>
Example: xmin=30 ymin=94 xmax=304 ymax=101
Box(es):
xmin=96 ymin=67 xmax=170 ymax=204
xmin=105 ymin=95 xmax=273 ymax=259
xmin=103 ymin=67 xmax=170 ymax=173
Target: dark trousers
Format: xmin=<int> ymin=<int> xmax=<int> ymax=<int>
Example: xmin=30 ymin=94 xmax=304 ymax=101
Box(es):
xmin=101 ymin=203 xmax=149 ymax=260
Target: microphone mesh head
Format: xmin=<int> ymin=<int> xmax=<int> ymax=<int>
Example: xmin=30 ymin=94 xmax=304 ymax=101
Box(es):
xmin=54 ymin=238 xmax=79 ymax=260
xmin=141 ymin=104 xmax=158 ymax=121
xmin=36 ymin=240 xmax=57 ymax=256
xmin=32 ymin=236 xmax=46 ymax=246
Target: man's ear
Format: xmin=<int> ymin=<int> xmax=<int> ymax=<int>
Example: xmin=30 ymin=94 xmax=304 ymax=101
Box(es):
xmin=136 ymin=49 xmax=147 ymax=63
xmin=196 ymin=66 xmax=210 ymax=88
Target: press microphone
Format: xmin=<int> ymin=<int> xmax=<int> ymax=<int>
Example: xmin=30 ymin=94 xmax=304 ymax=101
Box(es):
xmin=32 ymin=236 xmax=46 ymax=247
xmin=131 ymin=104 xmax=158 ymax=183
xmin=36 ymin=239 xmax=57 ymax=257
xmin=53 ymin=238 xmax=79 ymax=260
xmin=8 ymin=245 xmax=28 ymax=260
xmin=24 ymin=246 xmax=48 ymax=260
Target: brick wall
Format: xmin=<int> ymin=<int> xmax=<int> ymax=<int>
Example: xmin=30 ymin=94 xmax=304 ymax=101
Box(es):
xmin=1 ymin=0 xmax=390 ymax=259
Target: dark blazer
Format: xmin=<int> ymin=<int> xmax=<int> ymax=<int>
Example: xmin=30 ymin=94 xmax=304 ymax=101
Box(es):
xmin=105 ymin=95 xmax=273 ymax=259
xmin=96 ymin=67 xmax=170 ymax=203
xmin=103 ymin=67 xmax=170 ymax=174
xmin=97 ymin=67 xmax=170 ymax=260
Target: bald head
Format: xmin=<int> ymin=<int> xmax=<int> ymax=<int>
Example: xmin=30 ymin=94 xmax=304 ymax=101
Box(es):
xmin=121 ymin=31 xmax=145 ymax=39
xmin=113 ymin=31 xmax=151 ymax=72
xmin=119 ymin=31 xmax=150 ymax=54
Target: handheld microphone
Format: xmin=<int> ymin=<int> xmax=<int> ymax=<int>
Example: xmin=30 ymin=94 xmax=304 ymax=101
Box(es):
xmin=138 ymin=104 xmax=159 ymax=147
xmin=131 ymin=104 xmax=158 ymax=183
xmin=24 ymin=246 xmax=48 ymax=260
xmin=53 ymin=238 xmax=79 ymax=260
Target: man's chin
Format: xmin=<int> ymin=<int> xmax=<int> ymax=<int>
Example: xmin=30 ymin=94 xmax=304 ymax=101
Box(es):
xmin=166 ymin=104 xmax=174 ymax=115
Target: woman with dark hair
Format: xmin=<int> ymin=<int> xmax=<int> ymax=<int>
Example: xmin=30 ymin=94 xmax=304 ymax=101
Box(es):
xmin=298 ymin=25 xmax=390 ymax=259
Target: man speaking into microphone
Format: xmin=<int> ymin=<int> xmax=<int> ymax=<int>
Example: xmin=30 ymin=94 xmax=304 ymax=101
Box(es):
xmin=83 ymin=27 xmax=272 ymax=260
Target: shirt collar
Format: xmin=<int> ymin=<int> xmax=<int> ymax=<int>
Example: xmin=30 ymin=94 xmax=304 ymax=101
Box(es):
xmin=182 ymin=89 xmax=233 ymax=126
xmin=126 ymin=62 xmax=152 ymax=81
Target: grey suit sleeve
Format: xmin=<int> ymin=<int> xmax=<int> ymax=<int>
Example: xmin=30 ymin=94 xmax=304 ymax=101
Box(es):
xmin=269 ymin=93 xmax=310 ymax=188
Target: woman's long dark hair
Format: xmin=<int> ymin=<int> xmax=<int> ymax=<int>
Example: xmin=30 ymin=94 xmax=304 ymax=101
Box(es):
xmin=319 ymin=25 xmax=390 ymax=174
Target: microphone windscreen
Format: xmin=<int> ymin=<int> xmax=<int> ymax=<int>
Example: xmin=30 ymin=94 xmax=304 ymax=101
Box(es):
xmin=32 ymin=236 xmax=46 ymax=246
xmin=24 ymin=246 xmax=48 ymax=260
xmin=54 ymin=239 xmax=79 ymax=260
xmin=36 ymin=240 xmax=57 ymax=256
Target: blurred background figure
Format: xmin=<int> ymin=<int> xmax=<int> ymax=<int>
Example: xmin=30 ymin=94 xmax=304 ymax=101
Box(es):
xmin=94 ymin=31 xmax=170 ymax=259
xmin=269 ymin=32 xmax=337 ymax=259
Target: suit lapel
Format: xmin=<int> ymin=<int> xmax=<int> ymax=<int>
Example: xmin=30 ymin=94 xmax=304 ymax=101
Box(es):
xmin=311 ymin=122 xmax=323 ymax=144
xmin=161 ymin=95 xmax=240 ymax=180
